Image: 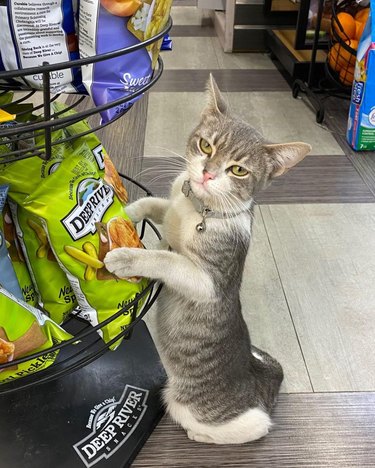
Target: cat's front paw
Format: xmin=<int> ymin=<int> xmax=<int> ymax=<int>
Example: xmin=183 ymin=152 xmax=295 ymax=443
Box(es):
xmin=104 ymin=248 xmax=137 ymax=278
xmin=125 ymin=201 xmax=145 ymax=224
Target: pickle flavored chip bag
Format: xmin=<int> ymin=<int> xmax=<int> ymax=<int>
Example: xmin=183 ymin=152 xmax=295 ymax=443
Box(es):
xmin=24 ymin=141 xmax=149 ymax=349
xmin=0 ymin=286 xmax=73 ymax=385
xmin=0 ymin=185 xmax=23 ymax=300
xmin=0 ymin=128 xmax=78 ymax=322
xmin=9 ymin=203 xmax=77 ymax=324
xmin=0 ymin=204 xmax=38 ymax=306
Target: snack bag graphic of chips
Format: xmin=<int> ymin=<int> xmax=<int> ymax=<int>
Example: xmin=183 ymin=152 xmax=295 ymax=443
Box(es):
xmin=127 ymin=0 xmax=174 ymax=68
xmin=0 ymin=287 xmax=73 ymax=384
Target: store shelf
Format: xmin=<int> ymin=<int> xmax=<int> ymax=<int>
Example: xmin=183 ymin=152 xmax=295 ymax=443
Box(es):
xmin=210 ymin=0 xmax=298 ymax=52
xmin=267 ymin=29 xmax=327 ymax=83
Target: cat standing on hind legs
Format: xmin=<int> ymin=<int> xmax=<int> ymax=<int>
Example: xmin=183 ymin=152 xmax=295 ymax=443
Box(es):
xmin=105 ymin=75 xmax=311 ymax=444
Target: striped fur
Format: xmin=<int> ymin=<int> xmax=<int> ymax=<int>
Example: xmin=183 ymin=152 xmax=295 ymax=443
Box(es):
xmin=105 ymin=75 xmax=311 ymax=444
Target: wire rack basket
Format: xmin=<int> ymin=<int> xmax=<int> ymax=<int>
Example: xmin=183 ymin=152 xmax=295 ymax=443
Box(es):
xmin=0 ymin=17 xmax=172 ymax=163
xmin=326 ymin=0 xmax=362 ymax=90
xmin=0 ymin=18 xmax=172 ymax=393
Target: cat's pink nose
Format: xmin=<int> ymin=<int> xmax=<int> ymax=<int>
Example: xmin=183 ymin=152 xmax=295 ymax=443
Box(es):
xmin=203 ymin=171 xmax=216 ymax=183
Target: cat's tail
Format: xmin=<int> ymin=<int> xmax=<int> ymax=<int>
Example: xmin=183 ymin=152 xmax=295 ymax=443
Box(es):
xmin=251 ymin=345 xmax=284 ymax=410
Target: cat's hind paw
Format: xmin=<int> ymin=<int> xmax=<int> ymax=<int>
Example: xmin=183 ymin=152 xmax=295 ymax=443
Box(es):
xmin=187 ymin=431 xmax=214 ymax=444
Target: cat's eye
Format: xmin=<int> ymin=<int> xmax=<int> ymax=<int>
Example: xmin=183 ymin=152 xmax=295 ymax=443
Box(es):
xmin=230 ymin=165 xmax=249 ymax=177
xmin=199 ymin=138 xmax=212 ymax=155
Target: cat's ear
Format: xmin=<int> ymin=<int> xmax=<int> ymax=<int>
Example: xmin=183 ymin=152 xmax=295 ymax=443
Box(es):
xmin=263 ymin=142 xmax=312 ymax=177
xmin=205 ymin=73 xmax=228 ymax=115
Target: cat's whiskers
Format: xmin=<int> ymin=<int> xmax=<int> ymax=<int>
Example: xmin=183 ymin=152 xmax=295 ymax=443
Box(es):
xmin=146 ymin=173 xmax=180 ymax=185
xmin=146 ymin=145 xmax=190 ymax=164
xmin=134 ymin=159 xmax=184 ymax=180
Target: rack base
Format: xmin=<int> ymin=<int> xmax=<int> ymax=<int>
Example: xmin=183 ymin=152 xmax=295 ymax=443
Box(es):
xmin=0 ymin=321 xmax=166 ymax=468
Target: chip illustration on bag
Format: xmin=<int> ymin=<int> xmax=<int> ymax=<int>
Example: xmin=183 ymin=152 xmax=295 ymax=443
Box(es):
xmin=0 ymin=287 xmax=73 ymax=385
xmin=79 ymin=0 xmax=173 ymax=122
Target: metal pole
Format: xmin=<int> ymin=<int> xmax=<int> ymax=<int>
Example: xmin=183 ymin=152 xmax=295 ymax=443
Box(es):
xmin=42 ymin=62 xmax=52 ymax=160
xmin=308 ymin=0 xmax=325 ymax=87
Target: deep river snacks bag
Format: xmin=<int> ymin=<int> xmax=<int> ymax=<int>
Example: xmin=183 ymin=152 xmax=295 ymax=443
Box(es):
xmin=0 ymin=287 xmax=73 ymax=385
xmin=79 ymin=0 xmax=173 ymax=123
xmin=347 ymin=3 xmax=375 ymax=150
xmin=9 ymin=203 xmax=77 ymax=324
xmin=0 ymin=185 xmax=23 ymax=300
xmin=0 ymin=204 xmax=38 ymax=306
xmin=0 ymin=0 xmax=83 ymax=93
xmin=0 ymin=129 xmax=78 ymax=323
xmin=24 ymin=141 xmax=149 ymax=349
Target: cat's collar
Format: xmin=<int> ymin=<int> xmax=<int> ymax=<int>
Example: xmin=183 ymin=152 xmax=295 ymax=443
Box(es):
xmin=182 ymin=179 xmax=249 ymax=233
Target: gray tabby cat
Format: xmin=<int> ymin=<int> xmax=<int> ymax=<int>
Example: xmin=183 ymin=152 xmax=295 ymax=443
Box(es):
xmin=104 ymin=75 xmax=311 ymax=444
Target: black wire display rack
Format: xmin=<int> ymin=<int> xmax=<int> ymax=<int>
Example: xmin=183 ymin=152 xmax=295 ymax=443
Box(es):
xmin=0 ymin=18 xmax=172 ymax=394
xmin=291 ymin=0 xmax=352 ymax=123
xmin=0 ymin=16 xmax=172 ymax=163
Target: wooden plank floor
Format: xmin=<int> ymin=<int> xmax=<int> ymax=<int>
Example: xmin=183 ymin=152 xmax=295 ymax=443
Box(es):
xmin=133 ymin=392 xmax=375 ymax=467
xmin=139 ymin=155 xmax=375 ymax=203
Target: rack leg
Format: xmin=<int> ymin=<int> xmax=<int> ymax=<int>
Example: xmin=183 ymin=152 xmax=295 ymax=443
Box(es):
xmin=292 ymin=79 xmax=325 ymax=124
xmin=291 ymin=0 xmax=326 ymax=123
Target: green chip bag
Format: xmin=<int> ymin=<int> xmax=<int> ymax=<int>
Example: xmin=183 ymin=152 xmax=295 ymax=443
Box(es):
xmin=1 ymin=203 xmax=38 ymax=306
xmin=24 ymin=139 xmax=149 ymax=349
xmin=0 ymin=128 xmax=78 ymax=322
xmin=0 ymin=286 xmax=73 ymax=385
xmin=9 ymin=203 xmax=77 ymax=323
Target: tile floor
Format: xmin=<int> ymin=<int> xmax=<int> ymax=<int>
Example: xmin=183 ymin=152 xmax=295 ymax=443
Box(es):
xmin=133 ymin=3 xmax=375 ymax=465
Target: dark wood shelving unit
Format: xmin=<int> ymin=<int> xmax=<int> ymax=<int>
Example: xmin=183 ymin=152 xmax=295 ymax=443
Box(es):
xmin=267 ymin=29 xmax=327 ymax=83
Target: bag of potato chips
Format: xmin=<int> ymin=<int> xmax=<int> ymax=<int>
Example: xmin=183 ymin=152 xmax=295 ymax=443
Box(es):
xmin=0 ymin=203 xmax=38 ymax=306
xmin=78 ymin=0 xmax=173 ymax=123
xmin=0 ymin=128 xmax=78 ymax=322
xmin=24 ymin=136 xmax=149 ymax=349
xmin=0 ymin=185 xmax=23 ymax=300
xmin=9 ymin=203 xmax=77 ymax=323
xmin=0 ymin=286 xmax=73 ymax=385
